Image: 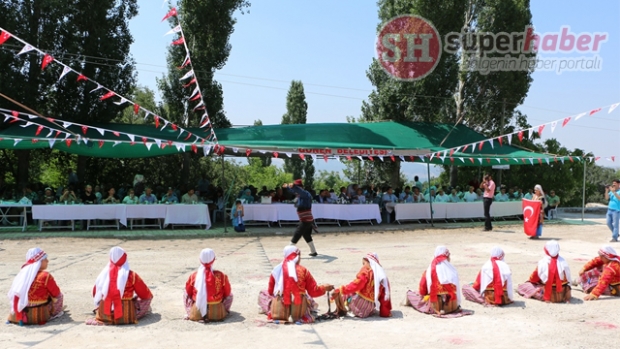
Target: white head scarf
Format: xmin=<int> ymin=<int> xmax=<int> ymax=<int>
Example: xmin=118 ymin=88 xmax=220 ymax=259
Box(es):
xmin=537 ymin=240 xmax=571 ymax=283
xmin=365 ymin=253 xmax=390 ymax=310
xmin=534 ymin=184 xmax=548 ymax=208
xmin=194 ymin=248 xmax=216 ymax=317
xmin=479 ymin=247 xmax=514 ymax=301
xmin=598 ymin=245 xmax=620 ymax=262
xmin=425 ymin=246 xmax=461 ymax=305
xmin=93 ymin=246 xmax=130 ymax=306
xmin=270 ymin=245 xmax=300 ymax=296
xmin=7 ymin=248 xmax=47 ymax=315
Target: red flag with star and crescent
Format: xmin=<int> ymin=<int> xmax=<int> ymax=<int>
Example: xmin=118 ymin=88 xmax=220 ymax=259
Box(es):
xmin=522 ymin=199 xmax=542 ymax=237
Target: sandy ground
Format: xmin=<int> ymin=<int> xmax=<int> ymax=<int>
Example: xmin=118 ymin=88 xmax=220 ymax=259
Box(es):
xmin=0 ymin=222 xmax=618 ymax=349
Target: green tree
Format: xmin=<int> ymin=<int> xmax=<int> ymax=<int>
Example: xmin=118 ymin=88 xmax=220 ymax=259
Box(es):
xmin=281 ymin=80 xmax=308 ymax=181
xmin=252 ymin=119 xmax=272 ymax=167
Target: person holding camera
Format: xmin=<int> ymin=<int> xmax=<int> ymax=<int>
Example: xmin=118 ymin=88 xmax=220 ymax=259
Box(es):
xmin=605 ymin=179 xmax=620 ymax=242
xmin=480 ymin=173 xmax=496 ymax=231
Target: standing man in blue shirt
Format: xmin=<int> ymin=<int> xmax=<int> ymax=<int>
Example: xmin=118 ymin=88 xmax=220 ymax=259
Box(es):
xmin=605 ymin=179 xmax=620 ymax=242
xmin=289 ymin=179 xmax=318 ymax=257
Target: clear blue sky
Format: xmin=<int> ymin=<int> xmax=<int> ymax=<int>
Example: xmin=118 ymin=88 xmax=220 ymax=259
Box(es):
xmin=129 ymin=0 xmax=620 ymax=182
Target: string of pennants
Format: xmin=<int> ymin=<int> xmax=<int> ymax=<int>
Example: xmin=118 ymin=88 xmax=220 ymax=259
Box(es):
xmin=421 ymin=102 xmax=620 ymax=160
xmin=0 ymin=108 xmax=226 ymax=156
xmin=161 ymin=7 xmax=215 ymax=138
xmin=0 ymin=27 xmax=217 ymax=146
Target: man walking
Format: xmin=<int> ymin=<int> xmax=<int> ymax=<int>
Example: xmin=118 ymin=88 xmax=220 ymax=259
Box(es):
xmin=480 ymin=173 xmax=496 ymax=231
xmin=289 ymin=179 xmax=318 ymax=256
xmin=605 ymin=179 xmax=620 ymax=242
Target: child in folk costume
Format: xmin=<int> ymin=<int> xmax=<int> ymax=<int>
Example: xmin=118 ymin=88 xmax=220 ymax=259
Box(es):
xmin=258 ymin=246 xmax=334 ymax=323
xmin=184 ymin=248 xmax=233 ymax=321
xmin=86 ymin=247 xmax=153 ymax=325
xmin=332 ymin=253 xmax=392 ymax=318
xmin=462 ymin=247 xmax=514 ymax=306
xmin=578 ymin=246 xmax=620 ymax=300
xmin=7 ymin=248 xmax=64 ymax=325
xmin=406 ymin=246 xmax=470 ymax=317
xmin=231 ymin=200 xmax=246 ymax=232
xmin=517 ymin=240 xmax=572 ymax=303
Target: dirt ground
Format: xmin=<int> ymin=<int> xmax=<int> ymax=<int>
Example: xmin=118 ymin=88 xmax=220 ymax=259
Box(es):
xmin=0 ymin=222 xmax=617 ymax=349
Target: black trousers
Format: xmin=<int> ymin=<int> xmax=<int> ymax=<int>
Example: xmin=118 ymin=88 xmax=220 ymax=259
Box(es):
xmin=483 ymin=198 xmax=493 ymax=230
xmin=291 ymin=221 xmax=313 ymax=243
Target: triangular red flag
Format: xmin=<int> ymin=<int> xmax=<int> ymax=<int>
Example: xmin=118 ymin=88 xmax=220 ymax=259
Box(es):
xmin=0 ymin=31 xmax=11 ymax=45
xmin=554 ymin=156 xmax=558 ymax=163
xmin=469 ymin=158 xmax=474 ymax=164
xmin=449 ymin=149 xmax=455 ymax=156
xmin=189 ymin=93 xmax=201 ymax=102
xmin=478 ymin=142 xmax=483 ymax=151
xmin=98 ymin=140 xmax=104 ymax=148
xmin=31 ymin=139 xmax=38 ymax=144
xmin=130 ymin=141 xmax=135 ymax=146
xmin=486 ymin=158 xmax=490 ymax=163
xmin=133 ymin=104 xmax=140 ymax=115
xmin=521 ymin=158 xmax=526 ymax=164
xmin=390 ymin=155 xmax=395 ymax=162
xmin=183 ymin=78 xmax=197 ymax=88
xmin=498 ymin=137 xmax=503 ymax=146
xmin=324 ymin=155 xmax=328 ymax=162
xmin=589 ymin=108 xmax=602 ymax=116
xmin=595 ymin=156 xmax=600 ymax=162
xmin=537 ymin=158 xmax=542 ymax=165
xmin=273 ymin=152 xmax=279 ymax=158
xmin=41 ymin=54 xmax=53 ymax=70
xmin=503 ymin=158 xmax=509 ymax=162
xmin=81 ymin=126 xmax=88 ymax=135
xmin=192 ymin=144 xmax=198 ymax=154
xmin=518 ymin=131 xmax=524 ymax=141
xmin=154 ymin=116 xmax=160 ymax=129
xmin=171 ymin=37 xmax=185 ymax=46
xmin=612 ymin=156 xmax=616 ymax=162
xmin=11 ymin=111 xmax=18 ymax=118
xmin=299 ymin=154 xmax=305 ymax=160
xmin=171 ymin=124 xmax=178 ymax=131
xmin=462 ymin=145 xmax=468 ymax=152
xmin=35 ymin=125 xmax=43 ymax=136
xmin=177 ymin=58 xmax=191 ymax=70
xmin=450 ymin=157 xmax=454 ymax=163
xmin=100 ymin=91 xmax=115 ymax=101
xmin=538 ymin=124 xmax=545 ymax=137
xmin=167 ymin=140 xmax=173 ymax=147
xmin=562 ymin=117 xmax=571 ymax=127
xmin=55 ymin=131 xmax=61 ymax=138
xmin=142 ymin=137 xmax=147 ymax=144
xmin=77 ymin=74 xmax=88 ymax=82
xmin=245 ymin=149 xmax=251 ymax=157
xmin=409 ymin=156 xmax=414 ymax=161
xmin=66 ymin=139 xmax=72 ymax=147
xmin=161 ymin=7 xmax=178 ymax=21
xmin=569 ymin=156 xmax=574 ymax=162
xmin=347 ymin=156 xmax=352 ymax=161
xmin=184 ymin=132 xmax=192 ymax=141
xmin=113 ymin=131 xmax=120 ymax=137
xmin=368 ymin=156 xmax=374 ymax=161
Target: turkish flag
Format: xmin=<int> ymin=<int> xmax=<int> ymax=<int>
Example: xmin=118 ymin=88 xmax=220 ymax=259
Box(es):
xmin=522 ymin=199 xmax=541 ymax=236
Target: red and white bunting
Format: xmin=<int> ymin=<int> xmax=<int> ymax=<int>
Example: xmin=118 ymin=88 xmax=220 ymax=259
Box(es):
xmin=58 ymin=66 xmax=72 ymax=81
xmin=574 ymin=112 xmax=586 ymax=121
xmin=0 ymin=31 xmax=11 ymax=45
xmin=161 ymin=7 xmax=178 ymax=21
xmin=165 ymin=25 xmax=181 ymax=36
xmin=17 ymin=44 xmax=34 ymax=55
xmin=609 ymin=103 xmax=619 ymax=114
xmin=179 ymin=70 xmax=194 ymax=81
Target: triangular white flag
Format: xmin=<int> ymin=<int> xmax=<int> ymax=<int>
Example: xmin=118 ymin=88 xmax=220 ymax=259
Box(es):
xmin=203 ymin=145 xmax=212 ymax=156
xmin=286 ymin=153 xmax=292 ymax=158
xmin=608 ymin=103 xmax=620 ymax=114
xmin=143 ymin=111 xmax=151 ymax=121
xmin=527 ymin=128 xmax=533 ymax=139
xmin=113 ymin=98 xmax=128 ymax=106
xmin=155 ymin=139 xmax=162 ymax=148
xmin=513 ymin=158 xmax=519 ymax=163
xmin=489 ymin=139 xmax=494 ymax=149
xmin=528 ymin=158 xmax=534 ymax=165
xmin=471 ymin=144 xmax=476 ymax=153
xmin=399 ymin=155 xmax=405 ymax=162
xmin=357 ymin=156 xmax=363 ymax=161
xmin=113 ymin=141 xmax=122 ymax=147
xmin=161 ymin=120 xmax=169 ymax=130
xmin=551 ymin=121 xmax=558 ymax=133
xmin=13 ymin=139 xmax=22 ymax=146
xmin=189 ymin=86 xmax=200 ymax=99
xmin=164 ymin=25 xmax=182 ymax=36
xmin=192 ymin=101 xmax=204 ymax=110
xmin=145 ymin=142 xmax=152 ymax=151
xmin=439 ymin=153 xmax=445 ymax=162
xmin=62 ymin=121 xmax=72 ymax=128
xmin=335 ymin=156 xmax=341 ymax=163
xmin=58 ymin=66 xmax=72 ymax=81
xmin=46 ymin=128 xmax=53 ymax=137
xmin=232 ymin=147 xmax=239 ymax=153
xmin=179 ymin=70 xmax=194 ymax=81
xmin=27 ymin=114 xmax=38 ymax=119
xmin=64 ymin=133 xmax=70 ymax=140
xmin=89 ymin=84 xmax=103 ymax=93
xmin=310 ymin=154 xmax=317 ymax=161
xmin=575 ymin=112 xmax=586 ymax=121
xmin=175 ymin=142 xmax=185 ymax=152
xmin=575 ymin=157 xmax=581 ymax=162
xmin=477 ymin=158 xmax=483 ymax=164
xmin=545 ymin=158 xmax=550 ymax=165
xmin=127 ymin=134 xmax=135 ymax=142
xmin=17 ymin=44 xmax=34 ymax=56
xmin=19 ymin=122 xmax=33 ymax=128
xmin=95 ymin=128 xmax=105 ymax=136
xmin=560 ymin=157 xmax=565 ymax=164
xmin=507 ymin=135 xmax=512 ymax=145
xmin=418 ymin=155 xmax=425 ymax=162
xmin=429 ymin=153 xmax=435 ymax=160
xmin=376 ymin=156 xmax=382 ymax=162
xmin=459 ymin=157 xmax=465 ymax=163
xmin=83 ymin=137 xmax=89 ymax=145
xmin=495 ymin=158 xmax=501 ymax=163
xmin=259 ymin=150 xmax=267 ymax=154
xmin=48 ymin=139 xmax=56 ymax=148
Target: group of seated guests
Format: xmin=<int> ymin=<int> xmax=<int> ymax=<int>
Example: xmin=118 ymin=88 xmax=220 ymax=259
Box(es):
xmin=9 ymin=242 xmax=619 ymax=326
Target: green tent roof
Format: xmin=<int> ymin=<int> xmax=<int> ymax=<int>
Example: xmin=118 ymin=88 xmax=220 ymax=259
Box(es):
xmin=0 ymin=119 xmax=575 ymax=166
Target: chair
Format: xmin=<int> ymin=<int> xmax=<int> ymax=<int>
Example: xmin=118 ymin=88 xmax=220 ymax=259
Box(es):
xmin=212 ymin=208 xmax=225 ymax=223
xmin=548 ymin=206 xmax=558 ymax=219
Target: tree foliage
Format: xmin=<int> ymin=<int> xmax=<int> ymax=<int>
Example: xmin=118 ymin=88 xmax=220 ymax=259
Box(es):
xmin=282 ymin=80 xmax=314 ymax=185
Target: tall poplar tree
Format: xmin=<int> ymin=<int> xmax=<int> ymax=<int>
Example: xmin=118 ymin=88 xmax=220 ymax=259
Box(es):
xmin=281 ymin=80 xmax=314 ymax=187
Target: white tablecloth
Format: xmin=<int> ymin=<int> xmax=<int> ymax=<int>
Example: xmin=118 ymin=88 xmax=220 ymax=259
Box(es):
xmin=243 ymin=203 xmax=382 ymax=223
xmin=126 ymin=205 xmax=167 ymax=219
xmin=33 ymin=204 xmax=128 ymax=226
xmin=394 ymin=201 xmax=522 ymax=221
xmin=164 ymin=204 xmax=211 ymax=229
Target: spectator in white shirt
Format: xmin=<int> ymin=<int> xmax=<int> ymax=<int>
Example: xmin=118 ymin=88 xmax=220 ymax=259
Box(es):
xmin=455 ymin=186 xmax=464 ymax=200
xmin=122 ymin=189 xmax=139 ymax=204
xmin=435 ymin=189 xmax=450 ymax=203
xmin=412 ymin=187 xmax=425 ymax=203
xmin=447 ymin=189 xmax=462 ymax=203
xmin=424 ymin=188 xmax=436 ymax=203
xmin=463 ymin=186 xmax=479 ymax=202
xmin=495 ymin=188 xmax=510 ymax=202
xmin=182 ymin=188 xmax=200 ymax=204
xmin=523 ymin=188 xmax=534 ymax=200
xmin=476 ymin=188 xmax=484 ymax=201
xmin=381 ymin=187 xmax=398 ymax=204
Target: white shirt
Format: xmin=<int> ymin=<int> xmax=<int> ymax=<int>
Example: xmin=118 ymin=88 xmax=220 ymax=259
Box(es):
xmin=463 ymin=192 xmax=478 ymax=202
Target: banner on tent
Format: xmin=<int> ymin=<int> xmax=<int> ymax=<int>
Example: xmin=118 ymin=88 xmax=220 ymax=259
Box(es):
xmin=297 ymin=148 xmax=391 ymax=156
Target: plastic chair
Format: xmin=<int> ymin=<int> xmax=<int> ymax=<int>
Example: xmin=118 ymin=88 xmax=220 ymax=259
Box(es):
xmin=548 ymin=206 xmax=558 ymax=219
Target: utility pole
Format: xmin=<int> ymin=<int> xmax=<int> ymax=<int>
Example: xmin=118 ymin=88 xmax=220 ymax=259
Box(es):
xmin=498 ymin=99 xmax=506 ymax=188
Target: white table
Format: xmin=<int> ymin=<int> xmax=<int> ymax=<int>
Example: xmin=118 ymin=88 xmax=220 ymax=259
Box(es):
xmin=126 ymin=204 xmax=167 ymax=229
xmin=0 ymin=203 xmax=30 ymax=232
xmin=394 ymin=201 xmax=522 ymax=223
xmin=32 ymin=204 xmax=126 ymax=231
xmin=165 ymin=204 xmax=211 ymax=229
xmin=242 ymin=203 xmax=382 ymax=225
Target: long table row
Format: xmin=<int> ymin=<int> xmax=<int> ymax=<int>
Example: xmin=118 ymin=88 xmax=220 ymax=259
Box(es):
xmin=243 ymin=203 xmax=383 ymax=226
xmin=392 ymin=201 xmax=522 ymax=222
xmin=31 ymin=204 xmax=211 ymax=230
